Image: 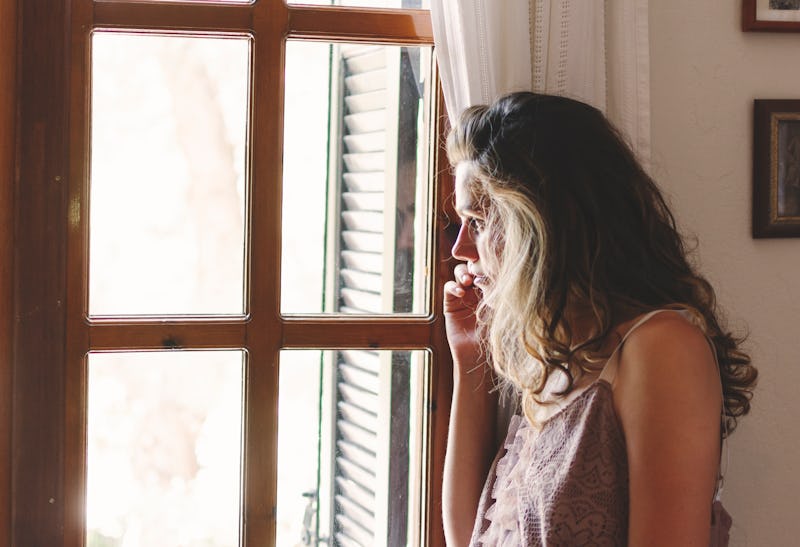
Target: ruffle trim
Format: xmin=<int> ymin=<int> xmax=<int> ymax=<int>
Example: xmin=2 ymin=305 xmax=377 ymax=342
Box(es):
xmin=477 ymin=414 xmax=537 ymax=546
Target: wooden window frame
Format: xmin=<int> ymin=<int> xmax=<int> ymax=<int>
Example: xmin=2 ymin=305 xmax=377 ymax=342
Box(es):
xmin=6 ymin=1 xmax=455 ymax=546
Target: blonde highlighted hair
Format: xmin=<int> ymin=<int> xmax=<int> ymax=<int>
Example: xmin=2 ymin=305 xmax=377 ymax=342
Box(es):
xmin=447 ymin=92 xmax=756 ymax=434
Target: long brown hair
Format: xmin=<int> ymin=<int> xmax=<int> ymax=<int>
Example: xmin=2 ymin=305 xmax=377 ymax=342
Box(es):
xmin=447 ymin=92 xmax=756 ymax=434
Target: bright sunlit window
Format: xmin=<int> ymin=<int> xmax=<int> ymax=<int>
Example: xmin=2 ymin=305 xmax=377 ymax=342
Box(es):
xmin=83 ymin=2 xmax=438 ymax=546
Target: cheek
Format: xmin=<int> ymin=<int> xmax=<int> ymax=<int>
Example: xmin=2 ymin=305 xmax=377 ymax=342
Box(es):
xmin=475 ymin=235 xmax=489 ymax=259
xmin=479 ymin=229 xmax=506 ymax=272
xmin=475 ymin=234 xmax=498 ymax=272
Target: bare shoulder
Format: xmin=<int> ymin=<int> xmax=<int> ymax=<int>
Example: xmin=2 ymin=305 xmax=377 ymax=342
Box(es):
xmin=614 ymin=311 xmax=719 ymax=395
xmin=612 ymin=310 xmax=723 ymax=469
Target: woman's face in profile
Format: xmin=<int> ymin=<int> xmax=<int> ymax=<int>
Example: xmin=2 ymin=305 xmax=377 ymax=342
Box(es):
xmin=452 ymin=162 xmax=493 ymax=286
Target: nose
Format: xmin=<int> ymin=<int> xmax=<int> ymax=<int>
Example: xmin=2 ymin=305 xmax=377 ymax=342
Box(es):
xmin=451 ymin=222 xmax=478 ymax=262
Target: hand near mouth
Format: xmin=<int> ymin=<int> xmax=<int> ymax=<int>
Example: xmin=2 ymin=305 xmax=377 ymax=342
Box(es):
xmin=444 ymin=263 xmax=484 ymax=371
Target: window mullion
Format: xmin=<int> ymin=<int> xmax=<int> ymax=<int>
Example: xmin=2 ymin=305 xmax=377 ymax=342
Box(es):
xmin=87 ymin=320 xmax=248 ymax=351
xmin=94 ymin=1 xmax=253 ymax=33
xmin=242 ymin=3 xmax=286 ymax=546
xmin=282 ymin=319 xmax=433 ymax=349
xmin=287 ymin=5 xmax=433 ymax=44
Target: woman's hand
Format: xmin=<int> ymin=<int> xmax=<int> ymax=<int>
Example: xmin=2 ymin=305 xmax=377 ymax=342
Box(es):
xmin=444 ymin=263 xmax=483 ymax=371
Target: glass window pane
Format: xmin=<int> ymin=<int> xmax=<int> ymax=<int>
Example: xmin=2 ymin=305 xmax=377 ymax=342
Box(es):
xmin=86 ymin=351 xmax=244 ymax=547
xmin=281 ymin=41 xmax=432 ymax=315
xmin=89 ymin=33 xmax=249 ymax=316
xmin=277 ymin=349 xmax=428 ymax=546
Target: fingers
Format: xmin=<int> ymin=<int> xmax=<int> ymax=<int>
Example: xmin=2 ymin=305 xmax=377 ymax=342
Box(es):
xmin=453 ymin=263 xmax=473 ymax=286
xmin=446 ymin=264 xmax=473 ymax=300
xmin=444 ymin=263 xmax=481 ymax=313
xmin=444 ymin=280 xmax=466 ymax=299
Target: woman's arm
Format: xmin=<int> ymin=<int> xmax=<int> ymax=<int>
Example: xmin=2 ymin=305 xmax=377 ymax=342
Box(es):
xmin=614 ymin=313 xmax=722 ymax=547
xmin=442 ymin=264 xmax=499 ymax=546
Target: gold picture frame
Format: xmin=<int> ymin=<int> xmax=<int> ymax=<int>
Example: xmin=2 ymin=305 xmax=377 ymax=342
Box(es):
xmin=753 ymin=100 xmax=800 ymax=237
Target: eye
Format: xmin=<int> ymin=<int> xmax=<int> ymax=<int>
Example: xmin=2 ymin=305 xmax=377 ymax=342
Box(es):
xmin=467 ymin=217 xmax=485 ymax=233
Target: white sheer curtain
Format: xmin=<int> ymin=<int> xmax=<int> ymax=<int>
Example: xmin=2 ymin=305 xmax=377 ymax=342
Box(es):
xmin=431 ymin=0 xmax=650 ymax=160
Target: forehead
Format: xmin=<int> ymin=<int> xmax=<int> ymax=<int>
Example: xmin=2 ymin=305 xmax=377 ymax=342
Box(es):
xmin=454 ymin=162 xmax=480 ymax=213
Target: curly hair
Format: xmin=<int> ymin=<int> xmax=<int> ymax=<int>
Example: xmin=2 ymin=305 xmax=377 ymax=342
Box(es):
xmin=447 ymin=92 xmax=757 ymax=435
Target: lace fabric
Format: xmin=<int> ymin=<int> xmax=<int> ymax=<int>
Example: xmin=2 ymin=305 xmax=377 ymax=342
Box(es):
xmin=470 ymin=309 xmax=733 ymax=546
xmin=471 ymin=381 xmax=628 ymax=546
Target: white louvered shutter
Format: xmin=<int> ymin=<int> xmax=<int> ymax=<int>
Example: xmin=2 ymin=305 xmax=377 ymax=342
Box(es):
xmin=318 ymin=42 xmax=422 ymax=547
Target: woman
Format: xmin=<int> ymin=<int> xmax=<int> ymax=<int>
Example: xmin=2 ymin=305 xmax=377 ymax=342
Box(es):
xmin=442 ymin=92 xmax=757 ymax=546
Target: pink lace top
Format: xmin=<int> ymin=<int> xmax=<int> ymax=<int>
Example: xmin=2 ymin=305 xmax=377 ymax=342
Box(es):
xmin=469 ymin=310 xmax=733 ymax=547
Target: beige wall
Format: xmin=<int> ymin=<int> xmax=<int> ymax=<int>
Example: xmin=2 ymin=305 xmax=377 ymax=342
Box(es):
xmin=650 ymin=2 xmax=800 ymax=545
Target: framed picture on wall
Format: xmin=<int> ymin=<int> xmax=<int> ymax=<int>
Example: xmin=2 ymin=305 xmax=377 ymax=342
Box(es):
xmin=753 ymin=100 xmax=800 ymax=238
xmin=743 ymin=0 xmax=800 ymax=31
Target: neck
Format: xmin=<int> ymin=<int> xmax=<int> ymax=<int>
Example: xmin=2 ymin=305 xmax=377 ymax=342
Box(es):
xmin=563 ymin=303 xmax=640 ymax=356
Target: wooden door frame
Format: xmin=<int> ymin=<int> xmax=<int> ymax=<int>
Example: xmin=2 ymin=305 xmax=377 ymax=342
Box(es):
xmin=10 ymin=0 xmax=71 ymax=545
xmin=0 ymin=0 xmax=18 ymax=545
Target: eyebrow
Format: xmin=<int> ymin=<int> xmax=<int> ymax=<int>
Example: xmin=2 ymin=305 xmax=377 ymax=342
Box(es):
xmin=454 ymin=205 xmax=482 ymax=219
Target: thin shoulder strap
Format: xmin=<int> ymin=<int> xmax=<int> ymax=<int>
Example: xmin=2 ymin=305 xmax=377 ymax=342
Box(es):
xmin=598 ymin=308 xmax=690 ymax=385
xmin=708 ymin=339 xmax=730 ymax=501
